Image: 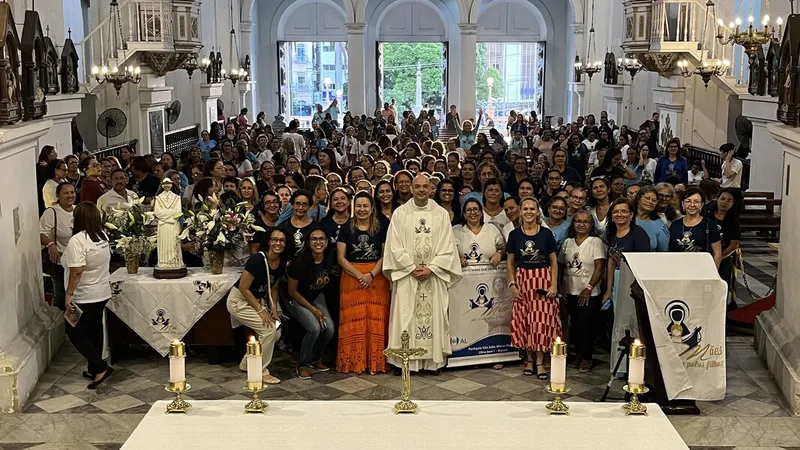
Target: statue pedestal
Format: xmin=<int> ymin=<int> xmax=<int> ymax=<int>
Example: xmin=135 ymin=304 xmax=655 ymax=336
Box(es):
xmin=153 ymin=266 xmax=188 ymax=280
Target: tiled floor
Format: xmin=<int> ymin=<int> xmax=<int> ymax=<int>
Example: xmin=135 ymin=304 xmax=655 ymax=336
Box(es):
xmin=1 ymin=234 xmax=794 ymax=450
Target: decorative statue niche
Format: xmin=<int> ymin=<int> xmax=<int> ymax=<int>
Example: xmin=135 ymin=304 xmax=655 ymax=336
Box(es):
xmin=748 ymin=45 xmax=767 ymax=96
xmin=44 ymin=34 xmax=59 ymax=95
xmin=604 ymin=51 xmax=619 ymax=85
xmin=767 ymin=40 xmax=781 ymax=97
xmin=60 ymin=31 xmax=79 ymax=94
xmin=21 ymin=10 xmax=47 ymax=120
xmin=778 ymin=13 xmax=800 ymax=127
xmin=0 ymin=3 xmax=22 ymax=124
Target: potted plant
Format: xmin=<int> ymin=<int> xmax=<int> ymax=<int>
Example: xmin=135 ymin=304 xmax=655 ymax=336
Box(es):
xmin=104 ymin=197 xmax=158 ymax=274
xmin=180 ymin=197 xmax=264 ymax=274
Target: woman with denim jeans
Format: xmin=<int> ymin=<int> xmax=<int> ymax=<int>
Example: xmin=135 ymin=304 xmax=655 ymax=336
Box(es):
xmin=287 ymin=227 xmax=336 ymax=379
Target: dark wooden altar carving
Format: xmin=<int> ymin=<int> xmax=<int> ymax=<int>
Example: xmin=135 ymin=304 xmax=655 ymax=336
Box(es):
xmin=60 ymin=33 xmax=80 ymax=94
xmin=0 ymin=3 xmax=22 ymax=124
xmin=21 ymin=10 xmax=47 ymax=120
xmin=748 ymin=45 xmax=767 ymax=96
xmin=43 ymin=35 xmax=59 ymax=95
xmin=778 ymin=13 xmax=800 ymax=127
xmin=767 ymin=40 xmax=781 ymax=98
xmin=604 ymin=51 xmax=619 ymax=85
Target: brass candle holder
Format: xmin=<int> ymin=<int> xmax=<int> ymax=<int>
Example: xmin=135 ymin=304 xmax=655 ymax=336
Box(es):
xmin=622 ymin=383 xmax=650 ymax=415
xmin=545 ymin=385 xmax=571 ymax=415
xmin=165 ymin=381 xmax=192 ymax=414
xmin=243 ymin=381 xmax=267 ymax=413
xmin=243 ymin=338 xmax=267 ymax=413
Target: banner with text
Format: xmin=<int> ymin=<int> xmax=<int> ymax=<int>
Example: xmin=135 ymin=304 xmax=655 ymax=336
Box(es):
xmin=625 ymin=253 xmax=727 ymax=401
xmin=447 ymin=264 xmax=519 ymax=368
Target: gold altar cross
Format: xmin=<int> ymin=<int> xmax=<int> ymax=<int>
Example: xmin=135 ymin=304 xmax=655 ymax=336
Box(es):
xmin=384 ymin=330 xmax=428 ymax=414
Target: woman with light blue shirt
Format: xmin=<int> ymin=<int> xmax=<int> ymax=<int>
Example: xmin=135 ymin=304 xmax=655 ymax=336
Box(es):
xmin=543 ymin=197 xmax=570 ymax=250
xmin=633 ymin=185 xmax=669 ymax=251
xmin=456 ymin=109 xmax=484 ymax=149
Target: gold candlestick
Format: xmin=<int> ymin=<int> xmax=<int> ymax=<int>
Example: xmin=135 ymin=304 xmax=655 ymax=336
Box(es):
xmin=165 ymin=381 xmax=192 ymax=414
xmin=545 ymin=385 xmax=571 ymax=415
xmin=243 ymin=337 xmax=267 ymax=413
xmin=622 ymin=383 xmax=650 ymax=415
xmin=384 ymin=330 xmax=428 ymax=414
xmin=244 ymin=381 xmax=267 ymax=413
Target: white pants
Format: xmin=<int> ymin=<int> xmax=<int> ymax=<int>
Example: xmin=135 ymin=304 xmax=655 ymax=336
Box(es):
xmin=227 ymin=287 xmax=278 ymax=374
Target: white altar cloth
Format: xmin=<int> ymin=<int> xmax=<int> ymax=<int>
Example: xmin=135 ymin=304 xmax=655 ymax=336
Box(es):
xmin=122 ymin=400 xmax=688 ymax=449
xmin=106 ymin=268 xmax=241 ymax=356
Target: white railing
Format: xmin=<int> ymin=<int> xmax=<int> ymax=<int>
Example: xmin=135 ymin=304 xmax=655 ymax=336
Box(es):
xmin=81 ymin=0 xmax=175 ymax=84
xmin=651 ymin=0 xmax=749 ymax=85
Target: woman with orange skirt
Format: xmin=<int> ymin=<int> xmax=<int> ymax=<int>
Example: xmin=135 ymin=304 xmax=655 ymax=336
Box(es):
xmin=336 ymin=191 xmax=390 ymax=374
xmin=506 ymin=197 xmax=561 ymax=380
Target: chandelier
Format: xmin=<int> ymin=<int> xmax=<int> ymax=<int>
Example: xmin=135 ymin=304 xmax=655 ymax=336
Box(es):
xmin=617 ymin=56 xmax=644 ymax=80
xmin=90 ymin=0 xmax=141 ymax=96
xmin=575 ymin=0 xmax=602 ymax=79
xmin=716 ymin=0 xmax=782 ymax=66
xmin=223 ymin=0 xmax=249 ymax=87
xmin=678 ymin=58 xmax=730 ymax=87
xmin=182 ymin=53 xmax=200 ymax=80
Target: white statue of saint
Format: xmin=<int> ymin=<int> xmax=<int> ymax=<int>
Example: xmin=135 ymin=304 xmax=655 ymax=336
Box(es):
xmin=154 ymin=178 xmax=185 ymax=271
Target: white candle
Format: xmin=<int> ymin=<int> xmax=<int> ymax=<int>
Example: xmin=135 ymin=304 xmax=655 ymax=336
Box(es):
xmin=550 ymin=337 xmax=567 ymax=387
xmin=246 ymin=336 xmax=262 ymax=383
xmin=628 ymin=339 xmax=646 ymax=386
xmin=168 ymin=340 xmax=186 ymax=383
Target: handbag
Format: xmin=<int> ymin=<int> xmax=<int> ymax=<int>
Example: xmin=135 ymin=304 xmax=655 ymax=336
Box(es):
xmin=41 ymin=207 xmax=60 ymax=276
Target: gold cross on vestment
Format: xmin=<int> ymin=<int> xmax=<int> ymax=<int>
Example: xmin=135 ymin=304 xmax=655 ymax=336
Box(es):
xmin=384 ymin=330 xmax=428 ymax=414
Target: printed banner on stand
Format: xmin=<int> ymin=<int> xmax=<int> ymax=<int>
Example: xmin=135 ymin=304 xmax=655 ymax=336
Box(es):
xmin=447 ymin=264 xmax=519 ymax=368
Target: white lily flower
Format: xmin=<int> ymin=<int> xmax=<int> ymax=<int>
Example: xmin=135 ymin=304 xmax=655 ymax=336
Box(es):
xmin=105 ymin=222 xmax=119 ymax=230
xmin=214 ymin=232 xmax=228 ymax=245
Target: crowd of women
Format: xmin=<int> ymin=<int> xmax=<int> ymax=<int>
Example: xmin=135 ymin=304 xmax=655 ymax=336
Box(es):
xmin=35 ymin=104 xmax=743 ymax=387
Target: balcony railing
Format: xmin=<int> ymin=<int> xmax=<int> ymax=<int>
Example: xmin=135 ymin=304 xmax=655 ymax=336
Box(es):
xmin=165 ymin=123 xmax=200 ymax=156
xmin=686 ymin=144 xmax=750 ymax=190
xmin=91 ymin=139 xmax=139 ymax=160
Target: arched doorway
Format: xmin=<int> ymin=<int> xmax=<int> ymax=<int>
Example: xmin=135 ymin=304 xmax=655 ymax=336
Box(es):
xmin=374 ymin=0 xmax=448 ymax=117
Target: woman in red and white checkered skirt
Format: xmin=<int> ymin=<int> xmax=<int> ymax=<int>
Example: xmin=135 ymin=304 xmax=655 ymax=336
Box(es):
xmin=506 ymin=197 xmax=561 ymax=379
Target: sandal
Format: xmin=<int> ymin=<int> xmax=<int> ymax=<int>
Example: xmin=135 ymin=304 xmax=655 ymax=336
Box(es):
xmin=492 ymin=364 xmax=504 ymax=370
xmin=536 ymin=364 xmax=549 ymax=380
xmin=262 ymin=374 xmax=281 ymax=384
xmin=522 ymin=360 xmax=534 ymax=376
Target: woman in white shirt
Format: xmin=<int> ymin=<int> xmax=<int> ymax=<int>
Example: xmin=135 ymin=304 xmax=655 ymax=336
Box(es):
xmin=62 ymin=202 xmax=114 ymax=389
xmin=559 ymin=210 xmax=606 ymax=373
xmin=454 ymin=198 xmax=505 ymax=267
xmin=42 ymin=159 xmax=67 ymax=208
xmin=39 ymin=182 xmax=76 ymax=311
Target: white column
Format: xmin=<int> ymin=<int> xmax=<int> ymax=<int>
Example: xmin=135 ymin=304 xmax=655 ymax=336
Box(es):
xmin=238 ymin=81 xmax=255 ymax=116
xmin=345 ymin=23 xmax=367 ymax=116
xmin=199 ymin=82 xmax=224 ymax=132
xmin=38 ymin=93 xmax=85 ymax=153
xmin=757 ymin=123 xmax=800 ymax=415
xmin=568 ymin=82 xmax=585 ymax=119
xmin=0 ymin=119 xmax=64 ymax=414
xmin=458 ymin=23 xmax=478 ymax=120
xmin=132 ymin=73 xmax=173 ymax=156
xmin=569 ymin=23 xmax=585 ymax=121
xmin=601 ymin=84 xmax=624 ymax=124
xmin=652 ymin=77 xmax=686 ymax=145
xmin=740 ymin=95 xmax=782 ymax=197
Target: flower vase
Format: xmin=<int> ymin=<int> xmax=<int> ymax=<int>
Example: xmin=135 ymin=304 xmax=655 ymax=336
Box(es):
xmin=209 ymin=249 xmax=224 ymax=275
xmin=125 ymin=253 xmax=140 ymax=275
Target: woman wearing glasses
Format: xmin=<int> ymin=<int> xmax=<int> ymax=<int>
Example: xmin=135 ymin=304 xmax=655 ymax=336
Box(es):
xmin=287 ymin=226 xmax=336 ymax=380
xmin=434 ymin=179 xmax=461 ymax=225
xmin=560 ymin=210 xmax=606 ymax=372
xmin=227 ymin=227 xmax=291 ymax=384
xmin=454 ymin=198 xmax=505 ymax=268
xmin=668 ymin=187 xmax=722 ymax=267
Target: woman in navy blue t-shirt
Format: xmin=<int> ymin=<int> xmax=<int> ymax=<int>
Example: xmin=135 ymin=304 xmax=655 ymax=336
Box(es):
xmin=506 ymin=197 xmax=560 ymax=379
xmin=668 ymin=187 xmax=722 ymax=267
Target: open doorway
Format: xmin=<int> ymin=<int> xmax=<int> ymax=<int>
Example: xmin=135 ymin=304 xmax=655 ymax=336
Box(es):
xmin=476 ymin=42 xmax=545 ymax=133
xmin=377 ymin=42 xmax=447 ymax=121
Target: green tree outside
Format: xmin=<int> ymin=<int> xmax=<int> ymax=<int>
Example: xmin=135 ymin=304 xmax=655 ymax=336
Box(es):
xmin=382 ymin=43 xmax=444 ymax=112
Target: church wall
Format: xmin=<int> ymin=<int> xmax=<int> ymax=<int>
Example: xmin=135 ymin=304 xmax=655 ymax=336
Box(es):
xmin=684 ymin=76 xmax=737 ymax=149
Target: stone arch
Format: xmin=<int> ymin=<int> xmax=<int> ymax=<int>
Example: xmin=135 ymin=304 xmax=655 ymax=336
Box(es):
xmin=477 ymin=0 xmax=548 ymax=41
xmin=276 ymin=0 xmax=348 ymax=40
xmin=373 ymin=0 xmax=450 ymax=42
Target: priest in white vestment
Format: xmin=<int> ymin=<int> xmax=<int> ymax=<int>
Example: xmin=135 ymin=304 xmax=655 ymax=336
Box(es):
xmin=383 ymin=174 xmax=462 ymax=372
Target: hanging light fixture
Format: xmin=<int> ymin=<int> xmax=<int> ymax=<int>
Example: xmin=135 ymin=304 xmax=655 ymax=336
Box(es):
xmin=716 ymin=0 xmax=782 ymax=66
xmin=223 ymin=0 xmax=249 ymax=87
xmin=182 ymin=53 xmax=201 ymax=80
xmin=90 ymin=0 xmax=141 ymax=96
xmin=679 ymin=0 xmax=730 ymax=88
xmin=575 ymin=0 xmax=602 ymax=79
xmin=617 ymin=55 xmax=644 ymax=80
